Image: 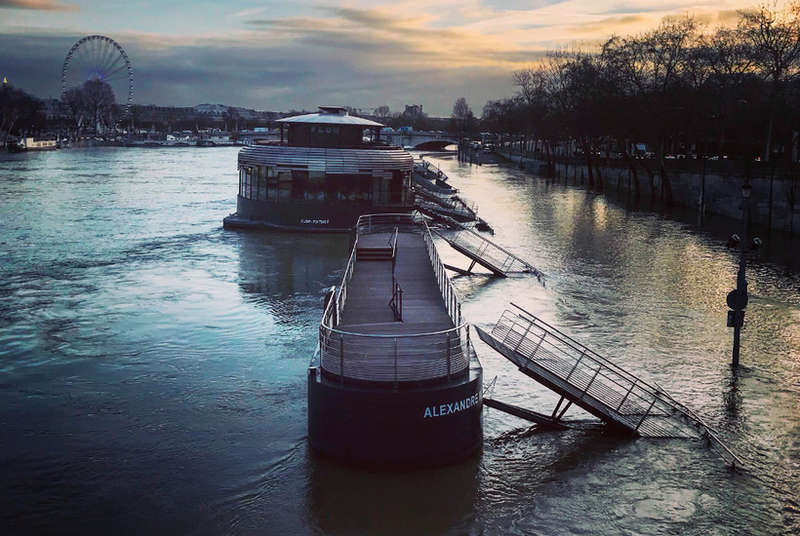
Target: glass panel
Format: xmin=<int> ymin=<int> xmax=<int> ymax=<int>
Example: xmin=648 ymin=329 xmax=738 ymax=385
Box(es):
xmin=278 ymin=170 xmax=292 ymax=201
xmin=292 ymin=170 xmax=308 ymax=200
xmin=390 ymin=171 xmax=403 ymax=203
xmin=307 ymin=170 xmax=326 ymax=201
xmin=258 ymin=166 xmax=267 ymax=201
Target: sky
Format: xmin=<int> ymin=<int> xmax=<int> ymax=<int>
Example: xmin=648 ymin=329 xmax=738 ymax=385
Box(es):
xmin=0 ymin=0 xmax=767 ymax=116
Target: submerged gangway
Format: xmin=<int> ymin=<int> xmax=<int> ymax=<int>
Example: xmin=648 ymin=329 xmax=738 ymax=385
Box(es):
xmin=433 ymin=223 xmax=544 ymax=280
xmin=476 ymin=304 xmax=743 ymax=467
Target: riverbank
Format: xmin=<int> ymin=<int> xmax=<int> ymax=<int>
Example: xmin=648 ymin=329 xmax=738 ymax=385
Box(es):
xmin=497 ymin=150 xmax=800 ymax=235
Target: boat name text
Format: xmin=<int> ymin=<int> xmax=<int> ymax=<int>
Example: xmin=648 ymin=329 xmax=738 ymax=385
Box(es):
xmin=423 ymin=392 xmax=481 ymax=418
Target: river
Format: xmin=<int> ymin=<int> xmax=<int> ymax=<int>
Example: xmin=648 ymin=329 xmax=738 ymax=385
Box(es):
xmin=1 ymin=147 xmax=798 ymax=535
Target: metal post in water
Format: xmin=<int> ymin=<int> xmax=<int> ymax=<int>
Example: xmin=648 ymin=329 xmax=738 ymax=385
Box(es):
xmin=729 ymin=179 xmax=751 ymax=368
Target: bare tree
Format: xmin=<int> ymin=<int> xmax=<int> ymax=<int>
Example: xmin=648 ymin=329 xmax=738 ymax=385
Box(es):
xmin=451 ymin=97 xmax=475 ymax=135
xmin=738 ymin=2 xmax=800 ymax=161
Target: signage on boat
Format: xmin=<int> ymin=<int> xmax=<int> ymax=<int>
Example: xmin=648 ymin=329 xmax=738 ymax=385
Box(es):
xmin=300 ymin=218 xmax=330 ymax=225
xmin=423 ymin=391 xmax=481 ymax=418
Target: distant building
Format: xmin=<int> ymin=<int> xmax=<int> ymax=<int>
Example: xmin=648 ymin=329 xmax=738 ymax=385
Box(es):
xmin=403 ymin=104 xmax=423 ymax=119
xmin=43 ymin=99 xmax=70 ymax=121
xmin=193 ymin=103 xmax=228 ymax=116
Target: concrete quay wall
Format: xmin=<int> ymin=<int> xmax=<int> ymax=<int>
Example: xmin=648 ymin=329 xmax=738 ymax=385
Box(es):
xmin=498 ymin=151 xmax=800 ymax=235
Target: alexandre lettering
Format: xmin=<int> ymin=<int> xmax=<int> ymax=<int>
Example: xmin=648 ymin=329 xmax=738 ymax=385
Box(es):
xmin=423 ymin=392 xmax=481 ymax=418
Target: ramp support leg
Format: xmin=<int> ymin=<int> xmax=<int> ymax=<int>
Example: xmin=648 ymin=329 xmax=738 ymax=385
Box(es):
xmin=551 ymin=396 xmax=574 ymax=422
xmin=556 ymin=400 xmax=573 ymax=421
xmin=551 ymin=396 xmax=565 ymax=419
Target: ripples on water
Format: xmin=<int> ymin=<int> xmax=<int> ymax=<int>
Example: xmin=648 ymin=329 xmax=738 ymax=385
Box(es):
xmin=1 ymin=148 xmax=798 ymax=534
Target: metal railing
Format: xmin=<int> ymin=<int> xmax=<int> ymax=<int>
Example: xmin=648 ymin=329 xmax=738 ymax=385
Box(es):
xmin=388 ymin=279 xmax=403 ymax=321
xmin=319 ymin=212 xmax=471 ymax=383
xmin=414 ymin=187 xmax=477 ymax=221
xmin=421 ymin=216 xmax=463 ymax=327
xmin=442 ymin=225 xmax=543 ymax=278
xmin=319 ymin=323 xmax=470 ymax=383
xmin=491 ymin=308 xmax=684 ymax=431
xmin=486 ymin=304 xmax=746 ymax=465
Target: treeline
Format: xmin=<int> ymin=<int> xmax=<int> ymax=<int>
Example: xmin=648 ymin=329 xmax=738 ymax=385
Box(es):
xmin=481 ymin=3 xmax=800 ymax=199
xmin=0 ymin=83 xmax=45 ymax=146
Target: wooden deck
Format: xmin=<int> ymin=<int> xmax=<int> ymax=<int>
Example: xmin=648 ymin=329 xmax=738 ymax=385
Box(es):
xmin=320 ymin=228 xmax=470 ymax=384
xmin=339 ymin=232 xmax=453 ymax=334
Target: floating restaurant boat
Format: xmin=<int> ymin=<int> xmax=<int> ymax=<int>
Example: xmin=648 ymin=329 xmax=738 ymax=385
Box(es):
xmin=8 ymin=137 xmax=58 ymax=152
xmin=308 ymin=213 xmax=483 ymax=466
xmin=223 ymin=106 xmax=414 ymax=232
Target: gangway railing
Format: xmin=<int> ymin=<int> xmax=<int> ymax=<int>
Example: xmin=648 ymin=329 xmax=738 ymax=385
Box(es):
xmin=476 ymin=303 xmax=743 ymax=467
xmin=318 ymin=213 xmax=473 ymax=384
xmin=414 ymin=187 xmax=477 ymax=221
xmin=434 ymin=224 xmax=544 ymax=281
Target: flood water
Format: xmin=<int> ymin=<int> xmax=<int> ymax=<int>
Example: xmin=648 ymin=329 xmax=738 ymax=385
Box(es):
xmin=1 ymin=147 xmax=798 ymax=535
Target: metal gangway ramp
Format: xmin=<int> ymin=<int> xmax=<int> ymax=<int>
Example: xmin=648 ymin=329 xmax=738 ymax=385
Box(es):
xmin=476 ymin=304 xmax=743 ymax=467
xmin=433 ymin=224 xmax=544 ymax=280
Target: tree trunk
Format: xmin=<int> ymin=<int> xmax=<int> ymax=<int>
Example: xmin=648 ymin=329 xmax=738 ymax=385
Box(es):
xmin=623 ymin=151 xmax=640 ymax=200
xmin=583 ymin=139 xmax=594 ymax=189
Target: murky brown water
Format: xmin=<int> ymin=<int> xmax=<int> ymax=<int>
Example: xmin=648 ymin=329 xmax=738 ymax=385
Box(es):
xmin=1 ymin=147 xmax=798 ymax=534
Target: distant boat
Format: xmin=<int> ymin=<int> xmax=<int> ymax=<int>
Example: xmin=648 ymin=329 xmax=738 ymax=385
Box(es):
xmin=10 ymin=137 xmax=58 ymax=152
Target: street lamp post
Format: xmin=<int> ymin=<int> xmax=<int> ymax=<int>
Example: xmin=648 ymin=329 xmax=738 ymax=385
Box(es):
xmin=729 ymin=179 xmax=752 ymax=368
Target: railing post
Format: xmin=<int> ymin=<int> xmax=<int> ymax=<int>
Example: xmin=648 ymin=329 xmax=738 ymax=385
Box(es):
xmin=339 ymin=335 xmax=345 ymax=384
xmin=531 ymin=331 xmax=547 ymax=358
xmin=394 ymin=337 xmax=398 ymax=388
xmin=565 ymin=349 xmax=586 ymax=382
xmin=616 ymin=381 xmax=637 ymax=412
xmin=446 ymin=332 xmax=452 ymax=380
xmin=635 ymin=397 xmax=658 ymax=432
xmin=580 ymin=365 xmax=602 ymax=399
xmin=513 ymin=320 xmax=534 ymax=352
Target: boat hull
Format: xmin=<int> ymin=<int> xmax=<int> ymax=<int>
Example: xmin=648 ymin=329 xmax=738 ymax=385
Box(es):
xmin=225 ymin=195 xmax=411 ymax=232
xmin=308 ymin=366 xmax=483 ymax=468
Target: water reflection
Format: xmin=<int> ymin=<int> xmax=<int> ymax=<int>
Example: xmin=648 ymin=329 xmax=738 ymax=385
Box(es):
xmin=306 ymin=453 xmax=480 ymax=536
xmin=2 ymin=148 xmax=799 ymax=534
xmin=236 ymin=230 xmax=350 ymax=323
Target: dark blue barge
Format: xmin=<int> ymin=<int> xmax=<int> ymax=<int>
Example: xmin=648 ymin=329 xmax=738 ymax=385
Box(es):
xmin=308 ymin=213 xmax=483 ymax=467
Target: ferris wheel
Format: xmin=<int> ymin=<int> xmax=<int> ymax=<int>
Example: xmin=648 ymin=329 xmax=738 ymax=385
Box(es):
xmin=61 ymin=35 xmax=133 ymax=115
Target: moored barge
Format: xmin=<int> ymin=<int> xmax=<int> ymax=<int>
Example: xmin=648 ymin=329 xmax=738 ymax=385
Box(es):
xmin=308 ymin=213 xmax=483 ymax=466
xmin=223 ymin=106 xmax=414 ymax=232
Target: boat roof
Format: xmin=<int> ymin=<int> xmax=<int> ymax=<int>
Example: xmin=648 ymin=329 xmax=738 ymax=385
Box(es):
xmin=277 ymin=106 xmax=383 ymax=127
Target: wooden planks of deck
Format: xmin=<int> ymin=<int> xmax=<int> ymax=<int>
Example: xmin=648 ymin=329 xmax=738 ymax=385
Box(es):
xmin=339 ymin=232 xmax=453 ymax=333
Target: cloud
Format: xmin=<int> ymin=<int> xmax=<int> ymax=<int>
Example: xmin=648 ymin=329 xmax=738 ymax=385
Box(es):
xmin=0 ymin=1 xmax=762 ymax=115
xmin=0 ymin=0 xmax=76 ymax=10
xmin=0 ymin=30 xmax=521 ymax=116
xmin=568 ymin=14 xmax=648 ymax=34
xmin=594 ymin=1 xmax=703 ymax=15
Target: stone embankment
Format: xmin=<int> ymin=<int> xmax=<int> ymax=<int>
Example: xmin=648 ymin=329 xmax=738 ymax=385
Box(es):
xmin=498 ymin=150 xmax=800 ymax=235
